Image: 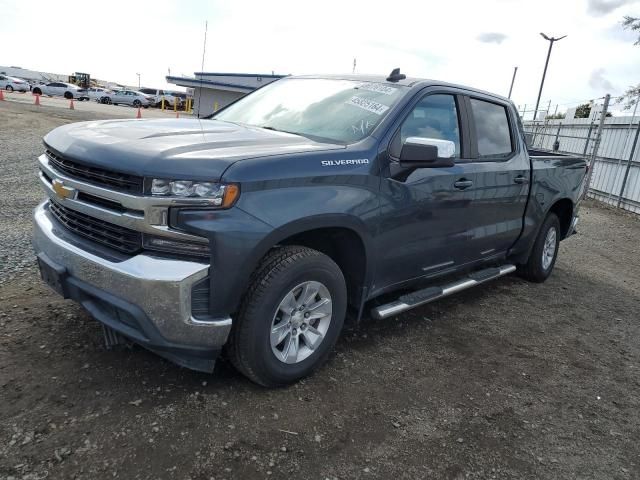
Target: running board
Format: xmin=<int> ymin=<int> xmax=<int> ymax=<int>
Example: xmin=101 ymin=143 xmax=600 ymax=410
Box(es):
xmin=371 ymin=264 xmax=517 ymax=320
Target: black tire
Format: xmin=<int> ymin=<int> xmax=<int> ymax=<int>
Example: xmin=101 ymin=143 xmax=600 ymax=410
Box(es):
xmin=33 ymin=87 xmax=42 ymax=95
xmin=64 ymin=91 xmax=73 ymax=99
xmin=6 ymin=85 xmax=13 ymax=92
xmin=227 ymin=246 xmax=347 ymax=387
xmin=518 ymin=213 xmax=561 ymax=283
xmin=133 ymin=99 xmax=141 ymax=108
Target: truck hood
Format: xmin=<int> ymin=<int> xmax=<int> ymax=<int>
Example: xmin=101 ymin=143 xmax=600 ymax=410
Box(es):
xmin=44 ymin=118 xmax=344 ymax=180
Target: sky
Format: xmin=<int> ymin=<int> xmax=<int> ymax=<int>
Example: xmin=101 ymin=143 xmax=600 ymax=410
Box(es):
xmin=1 ymin=0 xmax=639 ymax=115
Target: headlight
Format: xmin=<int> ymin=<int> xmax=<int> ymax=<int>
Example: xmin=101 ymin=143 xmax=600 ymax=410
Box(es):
xmin=150 ymin=179 xmax=239 ymax=207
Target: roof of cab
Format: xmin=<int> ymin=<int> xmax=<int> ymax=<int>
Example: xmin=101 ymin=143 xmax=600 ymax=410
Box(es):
xmin=290 ymin=73 xmax=512 ymax=104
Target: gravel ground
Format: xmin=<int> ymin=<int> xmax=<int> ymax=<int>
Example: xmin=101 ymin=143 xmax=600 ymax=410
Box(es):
xmin=1 ymin=100 xmax=639 ymax=480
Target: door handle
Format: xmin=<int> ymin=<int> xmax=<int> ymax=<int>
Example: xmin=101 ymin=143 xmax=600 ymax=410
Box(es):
xmin=514 ymin=175 xmax=528 ymax=184
xmin=453 ymin=179 xmax=473 ymax=190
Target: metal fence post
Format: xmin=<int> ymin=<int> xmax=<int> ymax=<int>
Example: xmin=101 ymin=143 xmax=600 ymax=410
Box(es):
xmin=553 ymin=122 xmax=562 ymax=151
xmin=582 ymin=122 xmax=595 ymax=157
xmin=616 ymin=120 xmax=640 ymax=208
xmin=583 ymin=94 xmax=610 ymax=198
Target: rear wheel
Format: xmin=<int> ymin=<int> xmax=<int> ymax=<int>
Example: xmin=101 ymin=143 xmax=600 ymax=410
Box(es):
xmin=6 ymin=85 xmax=13 ymax=92
xmin=227 ymin=246 xmax=347 ymax=387
xmin=518 ymin=213 xmax=561 ymax=283
xmin=32 ymin=87 xmax=42 ymax=95
xmin=133 ymin=99 xmax=141 ymax=108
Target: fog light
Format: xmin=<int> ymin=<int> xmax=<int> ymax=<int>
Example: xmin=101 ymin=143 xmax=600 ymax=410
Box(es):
xmin=143 ymin=236 xmax=210 ymax=257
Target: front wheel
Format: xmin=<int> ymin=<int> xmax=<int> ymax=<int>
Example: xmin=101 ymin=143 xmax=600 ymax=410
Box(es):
xmin=133 ymin=99 xmax=141 ymax=108
xmin=518 ymin=213 xmax=561 ymax=283
xmin=64 ymin=91 xmax=73 ymax=99
xmin=6 ymin=85 xmax=13 ymax=92
xmin=227 ymin=246 xmax=347 ymax=387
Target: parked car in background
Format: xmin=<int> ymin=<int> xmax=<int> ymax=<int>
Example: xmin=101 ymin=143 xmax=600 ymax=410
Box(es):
xmin=32 ymin=82 xmax=89 ymax=100
xmin=139 ymin=87 xmax=181 ymax=108
xmin=87 ymin=87 xmax=112 ymax=102
xmin=101 ymin=89 xmax=152 ymax=107
xmin=0 ymin=75 xmax=30 ymax=92
xmin=170 ymin=91 xmax=189 ymax=110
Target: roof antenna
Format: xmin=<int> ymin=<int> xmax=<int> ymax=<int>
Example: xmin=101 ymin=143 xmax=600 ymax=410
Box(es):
xmin=386 ymin=68 xmax=406 ymax=82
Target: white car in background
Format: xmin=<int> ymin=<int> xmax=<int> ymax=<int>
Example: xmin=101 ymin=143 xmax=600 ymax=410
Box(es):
xmin=87 ymin=87 xmax=112 ymax=102
xmin=138 ymin=87 xmax=181 ymax=108
xmin=0 ymin=75 xmax=30 ymax=92
xmin=32 ymin=82 xmax=89 ymax=100
xmin=101 ymin=89 xmax=152 ymax=108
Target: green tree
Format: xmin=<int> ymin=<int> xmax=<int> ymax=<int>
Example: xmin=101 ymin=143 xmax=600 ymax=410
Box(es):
xmin=622 ymin=16 xmax=639 ymax=44
xmin=575 ymin=103 xmax=591 ymax=118
xmin=617 ymin=16 xmax=640 ymax=110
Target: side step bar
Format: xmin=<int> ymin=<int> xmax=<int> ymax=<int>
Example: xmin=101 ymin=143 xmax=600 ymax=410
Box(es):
xmin=371 ymin=264 xmax=517 ymax=320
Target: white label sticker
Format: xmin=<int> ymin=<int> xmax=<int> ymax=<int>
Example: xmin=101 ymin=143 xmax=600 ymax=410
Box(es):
xmin=356 ymin=82 xmax=397 ymax=95
xmin=346 ymin=96 xmax=390 ymax=115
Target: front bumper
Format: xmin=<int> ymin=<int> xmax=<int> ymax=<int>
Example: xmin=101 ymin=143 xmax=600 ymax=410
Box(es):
xmin=33 ymin=201 xmax=232 ymax=372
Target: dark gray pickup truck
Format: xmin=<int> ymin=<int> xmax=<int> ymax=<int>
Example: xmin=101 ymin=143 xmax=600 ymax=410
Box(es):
xmin=33 ymin=69 xmax=587 ymax=386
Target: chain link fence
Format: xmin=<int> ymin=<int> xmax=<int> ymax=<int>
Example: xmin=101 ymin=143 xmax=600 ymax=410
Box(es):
xmin=522 ymin=95 xmax=640 ymax=214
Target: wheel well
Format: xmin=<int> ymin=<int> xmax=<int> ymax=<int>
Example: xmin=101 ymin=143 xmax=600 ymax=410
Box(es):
xmin=549 ymin=198 xmax=573 ymax=238
xmin=279 ymin=227 xmax=367 ymax=308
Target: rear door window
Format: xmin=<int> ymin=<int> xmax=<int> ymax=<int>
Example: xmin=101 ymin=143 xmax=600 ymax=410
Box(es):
xmin=469 ymin=99 xmax=513 ymax=158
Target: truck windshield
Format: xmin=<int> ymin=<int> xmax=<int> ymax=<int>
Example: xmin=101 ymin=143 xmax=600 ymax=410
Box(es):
xmin=212 ymin=78 xmax=407 ymax=144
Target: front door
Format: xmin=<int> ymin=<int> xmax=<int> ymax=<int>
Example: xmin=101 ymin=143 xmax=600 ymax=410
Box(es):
xmin=375 ymin=92 xmax=474 ymax=289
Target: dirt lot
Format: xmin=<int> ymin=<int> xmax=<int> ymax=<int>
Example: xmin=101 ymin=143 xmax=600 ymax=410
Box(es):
xmin=1 ymin=100 xmax=639 ymax=480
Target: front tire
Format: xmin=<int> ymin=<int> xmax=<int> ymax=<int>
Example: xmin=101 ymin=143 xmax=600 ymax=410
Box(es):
xmin=227 ymin=246 xmax=347 ymax=387
xmin=6 ymin=85 xmax=13 ymax=92
xmin=64 ymin=91 xmax=73 ymax=99
xmin=133 ymin=99 xmax=141 ymax=108
xmin=518 ymin=213 xmax=561 ymax=283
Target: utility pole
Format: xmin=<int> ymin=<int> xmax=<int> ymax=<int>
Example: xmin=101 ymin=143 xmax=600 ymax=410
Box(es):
xmin=352 ymin=58 xmax=356 ymax=74
xmin=508 ymin=66 xmax=518 ymax=99
xmin=533 ymin=33 xmax=567 ymax=121
xmin=136 ymin=73 xmax=141 ymax=89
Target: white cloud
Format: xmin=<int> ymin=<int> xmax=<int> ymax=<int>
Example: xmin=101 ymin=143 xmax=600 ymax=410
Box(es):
xmin=587 ymin=0 xmax=634 ymax=16
xmin=477 ymin=33 xmax=509 ymax=44
xmin=589 ymin=68 xmax=615 ymax=90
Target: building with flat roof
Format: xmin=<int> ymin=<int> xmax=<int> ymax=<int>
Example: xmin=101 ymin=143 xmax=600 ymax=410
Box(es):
xmin=166 ymin=72 xmax=285 ymax=117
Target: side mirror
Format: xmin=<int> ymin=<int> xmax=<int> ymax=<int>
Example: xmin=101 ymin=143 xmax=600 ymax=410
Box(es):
xmin=399 ymin=137 xmax=456 ymax=168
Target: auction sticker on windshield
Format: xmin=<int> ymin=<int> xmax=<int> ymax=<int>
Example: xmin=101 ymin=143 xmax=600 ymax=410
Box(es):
xmin=346 ymin=96 xmax=390 ymax=115
xmin=355 ymin=82 xmax=397 ymax=95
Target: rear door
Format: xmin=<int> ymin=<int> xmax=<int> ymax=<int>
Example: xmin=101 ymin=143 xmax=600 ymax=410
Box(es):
xmin=454 ymin=96 xmax=529 ymax=263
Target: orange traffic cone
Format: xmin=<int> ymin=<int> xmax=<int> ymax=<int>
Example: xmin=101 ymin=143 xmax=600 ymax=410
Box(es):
xmin=0 ymin=89 xmax=4 ymax=101
xmin=136 ymin=107 xmax=142 ymax=119
xmin=34 ymin=94 xmax=40 ymax=106
xmin=69 ymin=98 xmax=74 ymax=110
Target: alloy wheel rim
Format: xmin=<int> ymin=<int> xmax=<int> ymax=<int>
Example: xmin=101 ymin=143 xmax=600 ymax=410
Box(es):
xmin=270 ymin=281 xmax=332 ymax=364
xmin=542 ymin=226 xmax=557 ymax=270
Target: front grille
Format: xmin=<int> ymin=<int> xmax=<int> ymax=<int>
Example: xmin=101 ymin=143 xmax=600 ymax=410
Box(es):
xmin=49 ymin=200 xmax=142 ymax=254
xmin=45 ymin=149 xmax=143 ymax=194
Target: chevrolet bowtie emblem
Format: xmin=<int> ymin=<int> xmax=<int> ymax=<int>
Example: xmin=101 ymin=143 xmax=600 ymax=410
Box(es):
xmin=52 ymin=179 xmax=76 ymax=200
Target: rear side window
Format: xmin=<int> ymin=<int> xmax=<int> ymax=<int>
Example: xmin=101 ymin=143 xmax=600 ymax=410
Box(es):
xmin=470 ymin=99 xmax=513 ymax=158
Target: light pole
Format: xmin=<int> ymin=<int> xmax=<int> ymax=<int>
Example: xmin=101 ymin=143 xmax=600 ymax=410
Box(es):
xmin=136 ymin=73 xmax=141 ymax=89
xmin=508 ymin=66 xmax=518 ymax=99
xmin=533 ymin=33 xmax=566 ymax=120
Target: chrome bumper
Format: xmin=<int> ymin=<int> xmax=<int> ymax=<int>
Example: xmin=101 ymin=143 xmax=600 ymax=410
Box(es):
xmin=33 ymin=201 xmax=231 ymax=350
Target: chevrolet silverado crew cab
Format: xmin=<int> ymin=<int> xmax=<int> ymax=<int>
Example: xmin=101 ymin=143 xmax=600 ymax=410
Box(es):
xmin=33 ymin=69 xmax=587 ymax=387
